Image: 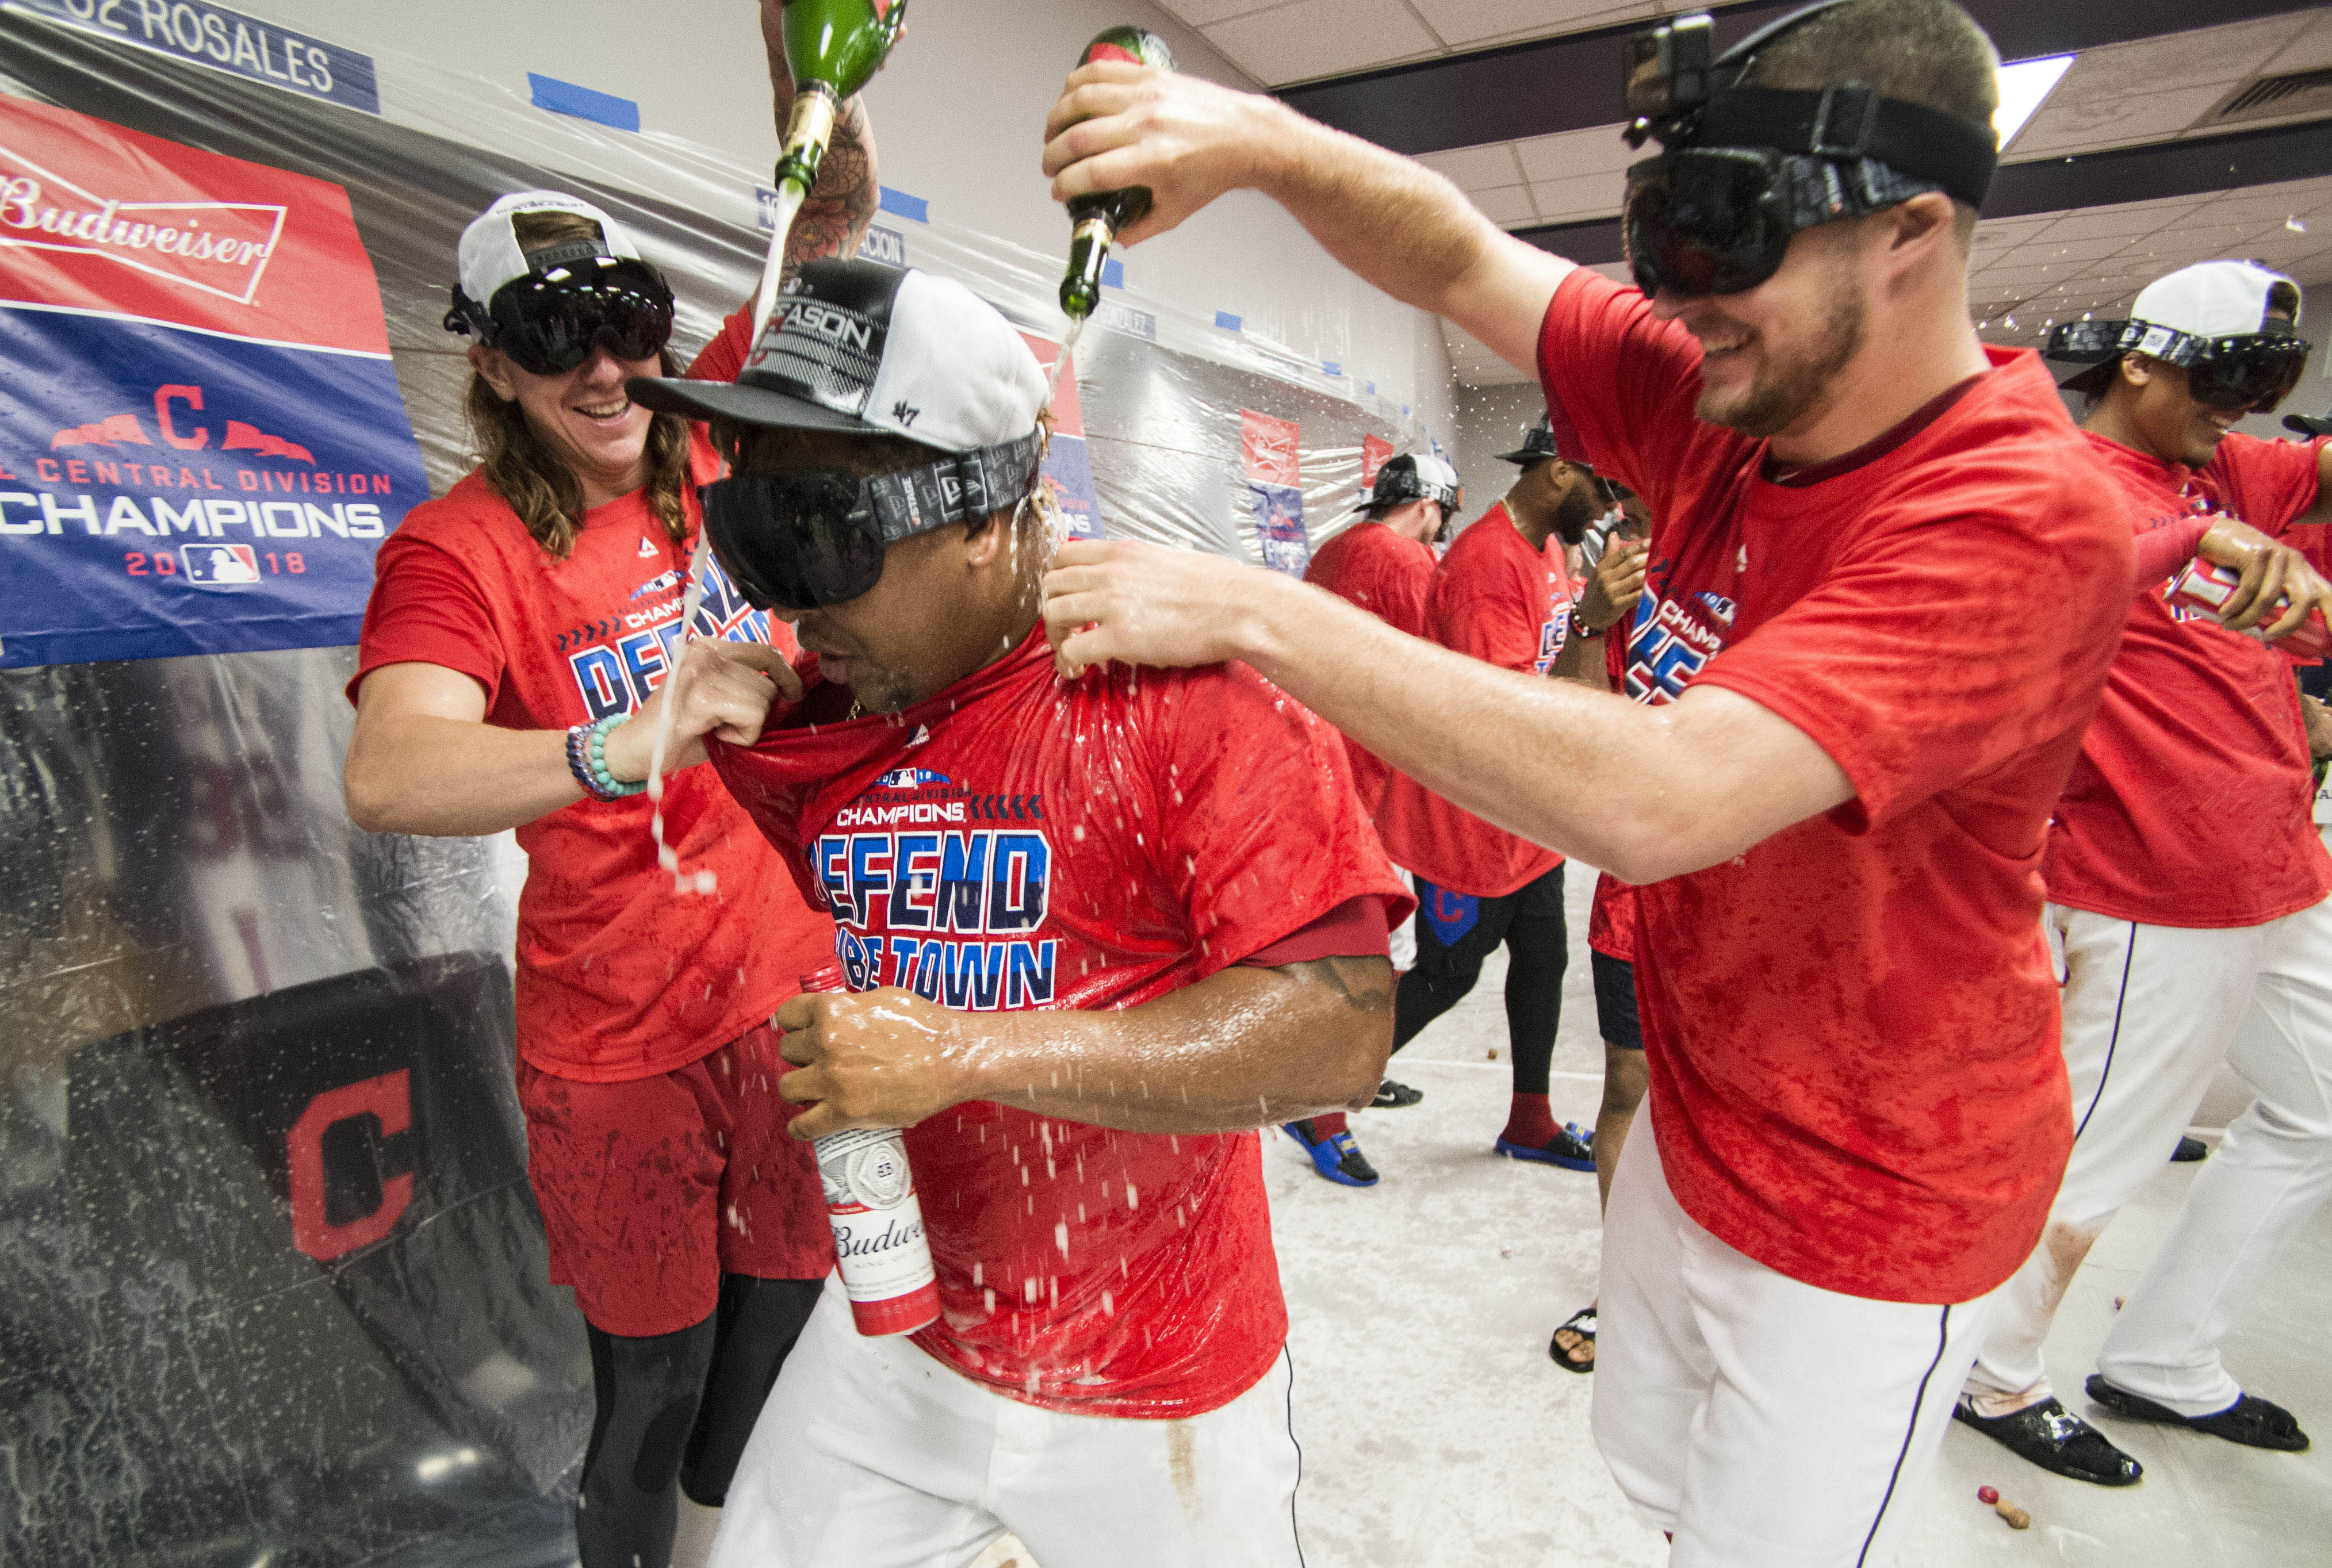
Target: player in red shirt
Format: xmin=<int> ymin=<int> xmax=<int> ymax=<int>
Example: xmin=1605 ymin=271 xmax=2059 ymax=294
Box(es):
xmin=1955 ymin=262 xmax=2332 ymax=1479
xmin=1548 ymin=493 xmax=1653 ymax=1374
xmin=1037 ymin=3 xmax=2134 ymax=1557
xmin=1357 ymin=420 xmax=1613 ymax=1182
xmin=340 ymin=25 xmax=876 ymax=1567
xmin=1284 ymin=451 xmax=1454 ymax=1182
xmin=625 ymin=259 xmax=1410 ymax=1567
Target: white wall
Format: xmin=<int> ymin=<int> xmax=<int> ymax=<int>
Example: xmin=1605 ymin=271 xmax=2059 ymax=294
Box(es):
xmin=1452 ymin=381 xmax=1549 ymax=536
xmin=227 ymin=0 xmax=1460 ymax=449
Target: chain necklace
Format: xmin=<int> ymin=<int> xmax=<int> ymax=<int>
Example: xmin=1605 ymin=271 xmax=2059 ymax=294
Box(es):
xmin=846 ymin=697 xmax=864 ymax=721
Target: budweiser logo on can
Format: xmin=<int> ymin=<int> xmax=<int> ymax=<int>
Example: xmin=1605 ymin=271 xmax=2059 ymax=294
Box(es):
xmin=2168 ymin=559 xmax=2332 ymax=661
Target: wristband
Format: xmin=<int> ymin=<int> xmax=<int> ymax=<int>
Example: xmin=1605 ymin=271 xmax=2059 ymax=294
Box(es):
xmin=566 ymin=714 xmax=645 ymax=802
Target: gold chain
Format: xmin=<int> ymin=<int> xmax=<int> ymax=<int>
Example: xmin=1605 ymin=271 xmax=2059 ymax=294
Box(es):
xmin=846 ymin=697 xmax=864 ymax=721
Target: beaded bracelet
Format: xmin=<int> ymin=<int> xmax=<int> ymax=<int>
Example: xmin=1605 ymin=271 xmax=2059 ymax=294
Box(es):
xmin=565 ymin=714 xmax=645 ymax=802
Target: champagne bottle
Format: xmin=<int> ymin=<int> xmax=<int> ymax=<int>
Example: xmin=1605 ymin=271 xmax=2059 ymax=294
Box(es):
xmin=1059 ymin=26 xmax=1176 ymax=319
xmin=797 ymin=963 xmax=941 ymax=1337
xmin=775 ymin=0 xmax=909 ymax=193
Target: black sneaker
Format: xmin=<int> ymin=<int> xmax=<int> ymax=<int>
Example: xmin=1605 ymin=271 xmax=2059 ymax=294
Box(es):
xmin=2170 ymin=1135 xmax=2209 ymax=1163
xmin=1372 ymin=1079 xmax=1423 ymax=1109
xmin=1952 ymin=1396 xmax=2143 ymax=1486
xmin=2086 ymin=1375 xmax=2310 ymax=1452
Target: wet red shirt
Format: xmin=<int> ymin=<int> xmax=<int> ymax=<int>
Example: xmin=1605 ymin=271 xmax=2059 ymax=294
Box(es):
xmin=1374 ymin=502 xmax=1571 ymax=896
xmin=1588 ymin=633 xmax=1639 ymax=963
xmin=351 ymin=329 xmax=836 ymax=1082
xmin=708 ymin=631 xmax=1410 ymax=1417
xmin=1304 ymin=519 xmax=1436 ymax=808
xmin=1540 ymin=268 xmax=2129 ymax=1304
xmin=2043 ymin=432 xmax=2330 ymax=927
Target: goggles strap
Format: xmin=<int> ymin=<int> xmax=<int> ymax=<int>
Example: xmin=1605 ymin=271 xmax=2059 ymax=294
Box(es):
xmin=1694 ymin=86 xmax=1996 ymax=207
xmin=862 ymin=432 xmax=1045 ymax=544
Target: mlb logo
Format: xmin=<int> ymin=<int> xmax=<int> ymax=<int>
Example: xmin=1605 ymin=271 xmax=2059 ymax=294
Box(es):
xmin=875 ymin=765 xmax=948 ymax=788
xmin=181 ymin=543 xmax=261 ymax=586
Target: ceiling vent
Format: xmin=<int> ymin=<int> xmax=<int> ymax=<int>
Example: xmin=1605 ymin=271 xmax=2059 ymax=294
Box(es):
xmin=2208 ymin=67 xmax=2332 ymax=126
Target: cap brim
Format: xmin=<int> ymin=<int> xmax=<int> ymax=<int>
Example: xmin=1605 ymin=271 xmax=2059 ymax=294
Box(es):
xmin=2286 ymin=412 xmax=2332 ymax=437
xmin=626 ymin=373 xmax=884 ymax=434
xmin=1494 ymin=447 xmax=1546 ymax=464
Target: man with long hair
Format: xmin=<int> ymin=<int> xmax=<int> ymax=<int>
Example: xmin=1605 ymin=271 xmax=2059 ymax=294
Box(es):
xmin=340 ymin=9 xmax=879 ymax=1565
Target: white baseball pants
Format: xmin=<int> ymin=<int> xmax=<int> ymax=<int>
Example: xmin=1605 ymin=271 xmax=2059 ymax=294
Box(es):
xmin=709 ymin=1280 xmax=1306 ymax=1568
xmin=1593 ymin=1125 xmax=1998 ymax=1566
xmin=1388 ymin=865 xmax=1417 ymax=972
xmin=1966 ymin=896 xmax=2332 ymax=1405
xmin=2096 ymin=889 xmax=2332 ymax=1416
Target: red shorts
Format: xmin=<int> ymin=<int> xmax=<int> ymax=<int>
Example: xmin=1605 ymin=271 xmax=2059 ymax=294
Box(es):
xmin=516 ymin=1023 xmax=834 ymax=1336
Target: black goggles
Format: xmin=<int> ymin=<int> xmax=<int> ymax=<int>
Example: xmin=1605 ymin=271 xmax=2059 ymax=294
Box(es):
xmin=703 ymin=434 xmax=1043 ymax=611
xmin=2048 ymin=319 xmax=2313 ymax=414
xmin=1622 ymin=147 xmax=1942 ymax=300
xmin=445 ymin=254 xmax=675 ymax=376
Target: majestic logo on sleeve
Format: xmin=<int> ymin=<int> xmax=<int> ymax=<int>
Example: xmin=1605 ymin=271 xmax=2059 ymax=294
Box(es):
xmin=810 ymin=770 xmax=1056 ymax=1009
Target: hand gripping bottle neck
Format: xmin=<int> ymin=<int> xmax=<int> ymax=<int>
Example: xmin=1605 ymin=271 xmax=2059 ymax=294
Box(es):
xmin=1058 ymin=26 xmax=1175 ymax=320
xmin=798 ymin=963 xmax=941 ymax=1336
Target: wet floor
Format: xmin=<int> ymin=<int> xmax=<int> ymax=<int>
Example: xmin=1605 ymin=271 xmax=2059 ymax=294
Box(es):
xmin=1261 ymin=868 xmax=2332 ymax=1568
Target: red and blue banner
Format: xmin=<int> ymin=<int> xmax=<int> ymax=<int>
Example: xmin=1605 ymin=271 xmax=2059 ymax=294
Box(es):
xmin=0 ymin=92 xmax=424 ymax=666
xmin=1242 ymin=407 xmax=1307 ymax=576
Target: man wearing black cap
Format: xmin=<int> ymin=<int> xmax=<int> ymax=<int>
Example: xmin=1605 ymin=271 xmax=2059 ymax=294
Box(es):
xmin=624 ymin=259 xmax=1411 ymax=1567
xmin=1360 ymin=418 xmax=1623 ymax=1182
xmin=1282 ymin=449 xmax=1457 ymax=1186
xmin=1038 ymin=1 xmax=2135 ymax=1555
xmin=1952 ymin=260 xmax=2332 ymax=1481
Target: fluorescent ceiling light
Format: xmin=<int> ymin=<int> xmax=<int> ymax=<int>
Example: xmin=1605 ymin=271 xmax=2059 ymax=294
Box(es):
xmin=1994 ymin=55 xmax=2074 ymax=149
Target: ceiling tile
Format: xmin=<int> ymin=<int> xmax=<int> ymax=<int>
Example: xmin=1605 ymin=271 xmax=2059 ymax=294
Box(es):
xmin=2264 ymin=10 xmax=2332 ymax=74
xmin=1415 ymin=141 xmax=1528 ymax=191
xmin=2059 ymin=14 xmax=2312 ymax=97
xmin=1512 ymin=122 xmax=1637 ymax=183
xmin=2013 ymin=234 xmax=2140 ymax=264
xmin=2009 ymin=83 xmax=2233 ymax=159
xmin=1201 ymin=0 xmax=1441 ymax=85
xmin=1528 ymin=170 xmax=1627 ymax=224
xmin=2035 ymin=200 xmax=2205 ymax=243
xmin=1155 ymin=0 xmax=1287 ymax=26
xmin=1408 ymin=0 xmax=1656 ymax=48
xmin=1471 ymin=183 xmax=1540 ymax=225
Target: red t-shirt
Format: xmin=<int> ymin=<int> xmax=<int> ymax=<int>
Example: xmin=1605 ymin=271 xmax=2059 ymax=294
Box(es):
xmin=707 ymin=630 xmax=1411 ymax=1417
xmin=1304 ymin=519 xmax=1436 ymax=809
xmin=2042 ymin=432 xmax=2331 ymax=927
xmin=349 ymin=321 xmax=835 ymax=1082
xmin=1588 ymin=632 xmax=1639 ymax=963
xmin=1540 ymin=268 xmax=2130 ymax=1304
xmin=1374 ymin=502 xmax=1571 ymax=896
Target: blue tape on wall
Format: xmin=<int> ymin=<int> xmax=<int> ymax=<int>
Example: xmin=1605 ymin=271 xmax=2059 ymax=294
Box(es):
xmin=1215 ymin=310 xmax=1242 ymax=331
xmin=526 ymin=73 xmax=640 ymax=133
xmin=1100 ymin=256 xmax=1124 ymax=289
xmin=878 ymin=186 xmax=927 ymax=223
xmin=1322 ymin=361 xmax=1341 ymax=375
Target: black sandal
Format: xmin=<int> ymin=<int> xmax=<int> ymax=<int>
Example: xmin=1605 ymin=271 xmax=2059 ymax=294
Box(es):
xmin=1549 ymin=1305 xmax=1596 ymax=1373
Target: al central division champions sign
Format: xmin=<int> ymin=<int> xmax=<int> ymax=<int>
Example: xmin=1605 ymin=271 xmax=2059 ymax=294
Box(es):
xmin=0 ymin=92 xmax=425 ymax=666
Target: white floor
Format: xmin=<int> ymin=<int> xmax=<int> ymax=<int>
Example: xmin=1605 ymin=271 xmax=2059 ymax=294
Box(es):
xmin=1255 ymin=867 xmax=2332 ymax=1568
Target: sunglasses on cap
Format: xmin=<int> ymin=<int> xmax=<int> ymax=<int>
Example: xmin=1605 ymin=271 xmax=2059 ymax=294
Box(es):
xmin=2048 ymin=318 xmax=2313 ymax=414
xmin=703 ymin=434 xmax=1043 ymax=611
xmin=445 ymin=253 xmax=675 ymax=377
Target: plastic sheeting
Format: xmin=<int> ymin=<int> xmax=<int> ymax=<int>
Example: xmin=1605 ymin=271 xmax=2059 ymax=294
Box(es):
xmin=0 ymin=8 xmax=1421 ymax=1564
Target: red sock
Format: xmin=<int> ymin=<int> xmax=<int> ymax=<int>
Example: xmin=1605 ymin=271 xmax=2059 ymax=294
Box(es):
xmin=1502 ymin=1093 xmax=1558 ymax=1147
xmin=1307 ymin=1111 xmax=1349 ymax=1139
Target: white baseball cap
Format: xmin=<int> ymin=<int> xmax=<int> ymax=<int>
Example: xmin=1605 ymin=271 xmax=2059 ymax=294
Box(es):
xmin=2048 ymin=259 xmax=2303 ymax=373
xmin=454 ymin=190 xmax=644 ymax=313
xmin=629 ymin=259 xmax=1046 ymax=455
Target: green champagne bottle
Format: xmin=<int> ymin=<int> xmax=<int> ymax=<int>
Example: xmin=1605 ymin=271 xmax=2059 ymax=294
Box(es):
xmin=776 ymin=0 xmax=909 ymax=193
xmin=1059 ymin=26 xmax=1175 ymax=319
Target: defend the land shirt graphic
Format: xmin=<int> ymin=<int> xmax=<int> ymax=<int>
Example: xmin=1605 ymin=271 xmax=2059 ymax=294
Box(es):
xmin=0 ymin=92 xmax=426 ymax=666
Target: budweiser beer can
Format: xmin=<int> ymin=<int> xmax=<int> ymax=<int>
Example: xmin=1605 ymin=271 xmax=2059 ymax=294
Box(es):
xmin=2168 ymin=559 xmax=2332 ymax=660
xmin=797 ymin=965 xmax=941 ymax=1337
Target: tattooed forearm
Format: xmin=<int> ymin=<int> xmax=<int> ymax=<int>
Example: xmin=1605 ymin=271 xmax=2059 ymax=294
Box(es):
xmin=1278 ymin=954 xmax=1395 ymax=1015
xmin=761 ymin=0 xmax=882 ymax=275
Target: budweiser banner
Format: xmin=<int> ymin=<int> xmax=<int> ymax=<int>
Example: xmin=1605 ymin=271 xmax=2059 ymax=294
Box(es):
xmin=1240 ymin=407 xmax=1308 ymax=577
xmin=0 ymin=91 xmax=424 ymax=666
